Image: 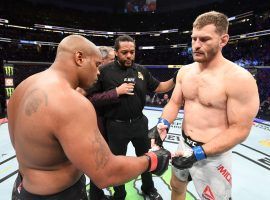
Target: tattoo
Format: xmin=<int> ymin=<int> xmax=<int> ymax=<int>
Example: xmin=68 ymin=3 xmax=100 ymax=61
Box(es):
xmin=92 ymin=129 xmax=110 ymax=170
xmin=25 ymin=89 xmax=48 ymax=116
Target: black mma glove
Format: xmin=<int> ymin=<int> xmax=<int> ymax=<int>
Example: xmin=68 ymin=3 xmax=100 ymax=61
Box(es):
xmin=172 ymin=146 xmax=206 ymax=170
xmin=148 ymin=125 xmax=163 ymax=147
xmin=148 ymin=118 xmax=171 ymax=148
xmin=145 ymin=148 xmax=171 ymax=176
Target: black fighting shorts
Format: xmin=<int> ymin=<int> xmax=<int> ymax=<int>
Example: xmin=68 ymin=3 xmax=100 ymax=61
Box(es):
xmin=12 ymin=173 xmax=88 ymax=200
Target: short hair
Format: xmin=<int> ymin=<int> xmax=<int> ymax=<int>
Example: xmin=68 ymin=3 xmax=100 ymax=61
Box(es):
xmin=193 ymin=11 xmax=229 ymax=35
xmin=98 ymin=46 xmax=114 ymax=59
xmin=114 ymin=35 xmax=135 ymax=51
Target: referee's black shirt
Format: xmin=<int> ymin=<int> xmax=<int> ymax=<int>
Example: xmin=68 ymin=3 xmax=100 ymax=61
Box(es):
xmin=94 ymin=61 xmax=160 ymax=120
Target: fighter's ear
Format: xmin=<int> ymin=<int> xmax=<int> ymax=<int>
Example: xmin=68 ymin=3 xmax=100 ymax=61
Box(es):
xmin=74 ymin=51 xmax=83 ymax=66
xmin=220 ymin=34 xmax=229 ymax=48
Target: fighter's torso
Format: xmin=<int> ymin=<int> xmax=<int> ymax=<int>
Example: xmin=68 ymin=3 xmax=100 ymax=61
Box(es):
xmin=181 ymin=62 xmax=234 ymax=143
xmin=8 ymin=72 xmax=82 ymax=195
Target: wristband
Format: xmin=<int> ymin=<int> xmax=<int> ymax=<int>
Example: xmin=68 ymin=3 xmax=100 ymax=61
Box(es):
xmin=145 ymin=152 xmax=158 ymax=172
xmin=158 ymin=118 xmax=171 ymax=129
xmin=193 ymin=146 xmax=206 ymax=161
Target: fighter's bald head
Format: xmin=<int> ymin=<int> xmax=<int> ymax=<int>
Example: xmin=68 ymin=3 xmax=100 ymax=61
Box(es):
xmin=56 ymin=35 xmax=100 ymax=59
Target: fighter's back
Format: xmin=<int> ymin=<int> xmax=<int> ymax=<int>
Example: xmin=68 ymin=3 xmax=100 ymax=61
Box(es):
xmin=7 ymin=69 xmax=83 ymax=195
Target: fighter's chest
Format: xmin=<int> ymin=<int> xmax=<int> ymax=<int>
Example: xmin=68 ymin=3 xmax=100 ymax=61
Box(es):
xmin=182 ymin=74 xmax=227 ymax=107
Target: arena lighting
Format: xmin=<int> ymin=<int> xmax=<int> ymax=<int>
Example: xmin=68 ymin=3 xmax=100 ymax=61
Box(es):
xmin=20 ymin=40 xmax=37 ymax=45
xmin=230 ymin=29 xmax=270 ymax=41
xmin=20 ymin=39 xmax=58 ymax=46
xmin=92 ymin=34 xmax=109 ymax=38
xmin=228 ymin=16 xmax=236 ymax=21
xmin=43 ymin=29 xmax=63 ymax=34
xmin=1 ymin=26 xmax=269 ymax=49
xmin=44 ymin=25 xmax=53 ymax=29
xmin=161 ymin=30 xmax=169 ymax=33
xmin=170 ymin=44 xmax=188 ymax=48
xmin=140 ymin=46 xmax=155 ymax=49
xmin=0 ymin=18 xmax=8 ymax=23
xmin=228 ymin=11 xmax=253 ymax=22
xmin=34 ymin=23 xmax=178 ymax=36
xmin=37 ymin=41 xmax=58 ymax=46
xmin=35 ymin=24 xmax=83 ymax=33
xmin=182 ymin=31 xmax=191 ymax=34
xmin=0 ymin=37 xmax=12 ymax=43
xmin=139 ymin=43 xmax=188 ymax=50
xmin=7 ymin=24 xmax=35 ymax=30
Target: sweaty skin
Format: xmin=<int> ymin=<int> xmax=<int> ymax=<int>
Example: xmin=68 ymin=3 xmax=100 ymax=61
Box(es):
xmin=160 ymin=24 xmax=259 ymax=155
xmin=155 ymin=22 xmax=259 ymax=200
xmin=8 ymin=35 xmax=150 ymax=196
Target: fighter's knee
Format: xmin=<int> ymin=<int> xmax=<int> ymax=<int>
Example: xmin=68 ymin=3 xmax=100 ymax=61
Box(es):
xmin=170 ymin=174 xmax=187 ymax=194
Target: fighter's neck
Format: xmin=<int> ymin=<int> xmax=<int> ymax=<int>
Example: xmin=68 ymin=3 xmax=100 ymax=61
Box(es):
xmin=49 ymin=63 xmax=78 ymax=89
xmin=198 ymin=53 xmax=225 ymax=70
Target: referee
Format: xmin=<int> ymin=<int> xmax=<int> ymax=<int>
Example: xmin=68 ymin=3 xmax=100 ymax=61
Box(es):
xmin=93 ymin=35 xmax=175 ymax=200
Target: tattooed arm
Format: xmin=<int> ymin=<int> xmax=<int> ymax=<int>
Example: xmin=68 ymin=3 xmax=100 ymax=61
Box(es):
xmin=53 ymin=90 xmax=149 ymax=189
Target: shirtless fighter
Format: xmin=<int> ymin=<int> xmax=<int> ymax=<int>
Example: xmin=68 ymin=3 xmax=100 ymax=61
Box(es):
xmin=8 ymin=35 xmax=171 ymax=200
xmin=149 ymin=11 xmax=259 ymax=200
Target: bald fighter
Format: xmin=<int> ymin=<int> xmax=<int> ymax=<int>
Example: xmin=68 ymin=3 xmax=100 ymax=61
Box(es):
xmin=8 ymin=35 xmax=171 ymax=200
xmin=149 ymin=11 xmax=259 ymax=200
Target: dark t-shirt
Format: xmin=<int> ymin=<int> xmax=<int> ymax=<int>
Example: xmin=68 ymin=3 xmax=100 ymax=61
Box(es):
xmin=94 ymin=61 xmax=160 ymax=120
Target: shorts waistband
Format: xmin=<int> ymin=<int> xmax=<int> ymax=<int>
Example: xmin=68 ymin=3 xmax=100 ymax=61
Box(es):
xmin=182 ymin=130 xmax=204 ymax=148
xmin=110 ymin=115 xmax=143 ymax=123
xmin=18 ymin=175 xmax=86 ymax=199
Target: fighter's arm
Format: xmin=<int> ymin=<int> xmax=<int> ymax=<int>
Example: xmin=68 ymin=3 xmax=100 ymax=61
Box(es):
xmin=53 ymin=94 xmax=148 ymax=188
xmin=53 ymin=92 xmax=170 ymax=188
xmin=160 ymin=69 xmax=184 ymax=123
xmin=203 ymin=70 xmax=260 ymax=156
xmin=149 ymin=69 xmax=184 ymax=147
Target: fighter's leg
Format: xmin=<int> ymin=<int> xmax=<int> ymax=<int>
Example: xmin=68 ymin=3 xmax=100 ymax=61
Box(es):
xmin=170 ymin=134 xmax=191 ymax=200
xmin=170 ymin=169 xmax=188 ymax=200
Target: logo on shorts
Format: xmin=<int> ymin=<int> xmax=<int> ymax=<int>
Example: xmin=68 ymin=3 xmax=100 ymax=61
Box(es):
xmin=202 ymin=185 xmax=215 ymax=200
xmin=4 ymin=65 xmax=14 ymax=77
xmin=217 ymin=165 xmax=232 ymax=184
xmin=185 ymin=137 xmax=197 ymax=147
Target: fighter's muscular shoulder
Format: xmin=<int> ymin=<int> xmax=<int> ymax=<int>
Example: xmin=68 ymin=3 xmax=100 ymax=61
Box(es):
xmin=175 ymin=63 xmax=194 ymax=83
xmin=50 ymin=87 xmax=95 ymax=122
xmin=224 ymin=62 xmax=256 ymax=91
